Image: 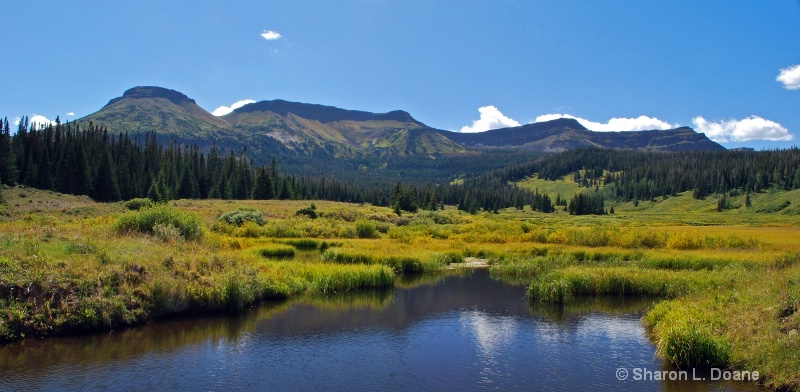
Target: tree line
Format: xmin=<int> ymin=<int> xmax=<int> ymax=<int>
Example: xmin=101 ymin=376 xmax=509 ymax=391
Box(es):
xmin=0 ymin=117 xmax=543 ymax=213
xmin=488 ymin=147 xmax=800 ymax=203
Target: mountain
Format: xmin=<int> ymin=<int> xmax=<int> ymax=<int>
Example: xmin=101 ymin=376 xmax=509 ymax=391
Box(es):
xmin=80 ymin=87 xmax=231 ymax=139
xmin=222 ymin=100 xmax=465 ymax=156
xmin=438 ymin=118 xmax=725 ymax=152
xmin=78 ymin=86 xmax=724 ymax=159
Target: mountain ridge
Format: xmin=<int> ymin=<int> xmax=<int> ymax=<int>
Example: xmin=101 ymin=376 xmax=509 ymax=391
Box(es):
xmin=77 ymin=86 xmax=725 ymax=155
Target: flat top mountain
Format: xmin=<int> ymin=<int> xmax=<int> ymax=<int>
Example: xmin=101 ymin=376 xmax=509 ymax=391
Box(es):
xmin=78 ymin=86 xmax=725 ymax=156
xmin=81 ymin=86 xmax=230 ymax=138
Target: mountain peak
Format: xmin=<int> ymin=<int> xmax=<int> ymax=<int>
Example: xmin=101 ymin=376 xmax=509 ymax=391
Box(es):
xmin=542 ymin=117 xmax=588 ymax=130
xmin=105 ymin=86 xmax=196 ymax=108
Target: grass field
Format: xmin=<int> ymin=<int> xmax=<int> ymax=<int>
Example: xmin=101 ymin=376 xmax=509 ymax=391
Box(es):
xmin=2 ymin=184 xmax=800 ymax=390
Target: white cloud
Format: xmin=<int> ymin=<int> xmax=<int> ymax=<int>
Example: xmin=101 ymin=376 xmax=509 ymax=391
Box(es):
xmin=260 ymin=30 xmax=282 ymax=41
xmin=692 ymin=116 xmax=792 ymax=142
xmin=534 ymin=113 xmax=674 ymax=132
xmin=67 ymin=112 xmax=75 ymax=116
xmin=460 ymin=106 xmax=521 ymax=133
xmin=211 ymin=99 xmax=256 ymax=116
xmin=12 ymin=114 xmax=56 ymax=129
xmin=30 ymin=114 xmax=56 ymax=128
xmin=777 ymin=64 xmax=800 ymax=90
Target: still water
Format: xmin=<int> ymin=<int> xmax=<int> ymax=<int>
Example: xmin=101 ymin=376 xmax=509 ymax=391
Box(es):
xmin=0 ymin=269 xmax=762 ymax=391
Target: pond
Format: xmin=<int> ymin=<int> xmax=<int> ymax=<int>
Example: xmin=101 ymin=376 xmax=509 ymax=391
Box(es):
xmin=0 ymin=269 xmax=763 ymax=391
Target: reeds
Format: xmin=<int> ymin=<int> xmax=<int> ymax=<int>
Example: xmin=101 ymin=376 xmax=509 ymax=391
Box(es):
xmin=257 ymin=245 xmax=296 ymax=259
xmin=321 ymin=249 xmax=448 ymax=272
xmin=643 ymin=300 xmax=731 ymax=369
xmin=526 ymin=266 xmax=718 ymax=303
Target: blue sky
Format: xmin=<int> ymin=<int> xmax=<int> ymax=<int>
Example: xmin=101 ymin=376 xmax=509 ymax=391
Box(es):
xmin=2 ymin=1 xmax=799 ymax=149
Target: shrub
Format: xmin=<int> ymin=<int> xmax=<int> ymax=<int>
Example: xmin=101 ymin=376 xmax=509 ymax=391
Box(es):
xmin=234 ymin=221 xmax=264 ymax=238
xmin=218 ymin=209 xmax=266 ymax=226
xmin=114 ymin=205 xmax=204 ymax=241
xmin=612 ymin=230 xmax=666 ymax=249
xmin=153 ymin=223 xmax=185 ymax=243
xmin=547 ymin=230 xmax=570 ymax=244
xmin=666 ymin=231 xmax=704 ymax=250
xmin=325 ymin=208 xmax=364 ymax=222
xmin=124 ymin=198 xmax=154 ymax=211
xmin=420 ymin=211 xmax=454 ymax=225
xmin=204 ymin=233 xmax=243 ymax=249
xmin=355 ymin=220 xmax=379 ymax=239
xmin=296 ymin=204 xmax=318 ymax=219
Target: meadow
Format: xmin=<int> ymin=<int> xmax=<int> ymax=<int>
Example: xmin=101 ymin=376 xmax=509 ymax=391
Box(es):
xmin=1 ymin=184 xmax=800 ymax=390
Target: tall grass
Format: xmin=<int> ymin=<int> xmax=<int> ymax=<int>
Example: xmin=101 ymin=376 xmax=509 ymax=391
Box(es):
xmin=321 ymin=249 xmax=448 ymax=273
xmin=527 ymin=266 xmax=719 ymax=303
xmin=280 ymin=238 xmax=321 ymax=250
xmin=266 ymin=261 xmax=395 ymax=294
xmin=114 ymin=205 xmax=204 ymax=241
xmin=257 ymin=246 xmax=296 ymax=259
xmin=643 ymin=299 xmax=731 ymax=369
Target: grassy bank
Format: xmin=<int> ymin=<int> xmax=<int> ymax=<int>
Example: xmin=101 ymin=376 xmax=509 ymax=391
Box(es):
xmin=493 ymin=249 xmax=800 ymax=389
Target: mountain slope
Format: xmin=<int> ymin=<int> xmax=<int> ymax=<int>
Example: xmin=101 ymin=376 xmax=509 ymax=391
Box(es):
xmin=222 ymin=100 xmax=465 ymax=156
xmin=438 ymin=118 xmax=724 ymax=152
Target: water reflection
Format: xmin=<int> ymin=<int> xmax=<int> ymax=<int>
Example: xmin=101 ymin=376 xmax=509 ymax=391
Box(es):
xmin=0 ymin=269 xmax=764 ymax=391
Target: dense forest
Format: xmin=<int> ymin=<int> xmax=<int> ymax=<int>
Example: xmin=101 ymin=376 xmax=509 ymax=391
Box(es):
xmin=0 ymin=117 xmax=538 ymax=213
xmin=489 ymin=147 xmax=800 ymax=203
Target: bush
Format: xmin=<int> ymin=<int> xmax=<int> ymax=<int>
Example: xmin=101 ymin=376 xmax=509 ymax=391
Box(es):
xmin=355 ymin=221 xmax=379 ymax=239
xmin=218 ymin=209 xmax=266 ymax=226
xmin=547 ymin=230 xmax=569 ymax=244
xmin=124 ymin=198 xmax=154 ymax=211
xmin=666 ymin=231 xmax=705 ymax=250
xmin=296 ymin=204 xmax=318 ymax=219
xmin=234 ymin=221 xmax=264 ymax=238
xmin=114 ymin=205 xmax=204 ymax=241
xmin=153 ymin=223 xmax=185 ymax=243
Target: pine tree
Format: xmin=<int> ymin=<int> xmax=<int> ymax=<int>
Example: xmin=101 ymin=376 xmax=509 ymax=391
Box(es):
xmin=92 ymin=150 xmax=120 ymax=201
xmin=252 ymin=166 xmax=274 ymax=200
xmin=0 ymin=118 xmax=17 ymax=185
xmin=176 ymin=161 xmax=199 ymax=199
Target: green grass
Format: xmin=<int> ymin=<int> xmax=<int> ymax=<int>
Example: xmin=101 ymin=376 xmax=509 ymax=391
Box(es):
xmin=257 ymin=245 xmax=296 ymax=259
xmin=517 ymin=174 xmax=585 ymax=200
xmin=526 ymin=266 xmax=720 ymax=303
xmin=321 ymin=248 xmax=449 ymax=273
xmin=279 ymin=238 xmax=322 ymax=249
